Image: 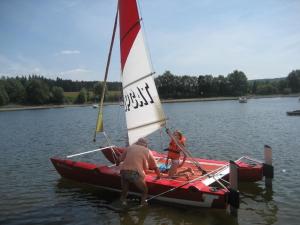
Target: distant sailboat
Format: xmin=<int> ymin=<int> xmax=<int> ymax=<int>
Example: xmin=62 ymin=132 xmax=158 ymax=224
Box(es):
xmin=239 ymin=96 xmax=247 ymax=103
xmin=286 ymin=110 xmax=300 ymax=116
xmin=51 ymin=0 xmax=273 ymax=212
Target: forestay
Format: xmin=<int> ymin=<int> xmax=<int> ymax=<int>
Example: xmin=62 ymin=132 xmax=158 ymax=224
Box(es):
xmin=119 ymin=0 xmax=166 ymax=145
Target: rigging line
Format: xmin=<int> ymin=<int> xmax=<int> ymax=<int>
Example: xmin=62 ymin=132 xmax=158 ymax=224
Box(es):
xmin=220 ymin=178 xmax=230 ymax=184
xmin=211 ymin=176 xmax=229 ymax=191
xmin=159 ymin=127 xmax=163 ymax=152
xmin=93 ymin=1 xmax=119 ymax=142
xmin=103 ymin=132 xmax=118 ymax=164
xmin=117 ymin=101 xmax=125 ymax=141
xmin=66 ymin=146 xmax=115 ymax=158
xmin=146 ymin=172 xmax=210 ymax=202
xmin=123 ymin=72 xmax=155 ymax=89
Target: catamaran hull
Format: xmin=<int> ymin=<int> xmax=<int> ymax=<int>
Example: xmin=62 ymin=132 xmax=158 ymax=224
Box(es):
xmin=50 ymin=157 xmax=229 ymax=209
xmin=50 ymin=147 xmax=263 ymax=209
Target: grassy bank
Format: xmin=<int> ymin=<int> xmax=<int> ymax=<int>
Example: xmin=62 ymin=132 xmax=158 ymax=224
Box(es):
xmin=64 ymin=91 xmax=121 ymax=103
xmin=64 ymin=92 xmax=81 ymax=103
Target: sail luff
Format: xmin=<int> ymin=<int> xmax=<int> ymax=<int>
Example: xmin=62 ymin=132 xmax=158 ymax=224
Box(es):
xmin=119 ymin=0 xmax=140 ymax=72
xmin=93 ymin=2 xmax=119 ymax=141
xmin=119 ymin=0 xmax=167 ymax=145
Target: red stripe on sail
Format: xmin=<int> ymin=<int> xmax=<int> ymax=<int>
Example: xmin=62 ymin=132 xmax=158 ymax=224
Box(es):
xmin=119 ymin=0 xmax=141 ymax=72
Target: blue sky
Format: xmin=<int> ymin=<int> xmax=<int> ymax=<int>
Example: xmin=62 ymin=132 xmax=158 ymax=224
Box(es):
xmin=0 ymin=0 xmax=299 ymax=81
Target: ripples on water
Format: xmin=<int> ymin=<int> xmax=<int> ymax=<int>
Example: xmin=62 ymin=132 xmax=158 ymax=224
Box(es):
xmin=0 ymin=97 xmax=300 ymax=225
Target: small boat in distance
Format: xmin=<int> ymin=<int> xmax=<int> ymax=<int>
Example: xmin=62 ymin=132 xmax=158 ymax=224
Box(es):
xmin=286 ymin=110 xmax=300 ymax=116
xmin=239 ymin=96 xmax=247 ymax=103
xmin=92 ymin=104 xmax=99 ymax=108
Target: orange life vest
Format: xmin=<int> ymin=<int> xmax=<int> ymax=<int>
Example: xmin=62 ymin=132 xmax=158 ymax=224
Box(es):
xmin=167 ymin=136 xmax=186 ymax=160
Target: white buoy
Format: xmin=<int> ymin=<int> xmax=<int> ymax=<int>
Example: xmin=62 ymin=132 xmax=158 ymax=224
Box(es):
xmin=264 ymin=145 xmax=273 ymax=189
xmin=229 ymin=160 xmax=239 ymax=217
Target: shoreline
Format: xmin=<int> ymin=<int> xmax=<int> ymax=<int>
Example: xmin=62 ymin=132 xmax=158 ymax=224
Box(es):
xmin=0 ymin=102 xmax=122 ymax=112
xmin=162 ymin=94 xmax=300 ymax=104
xmin=0 ymin=94 xmax=299 ymax=112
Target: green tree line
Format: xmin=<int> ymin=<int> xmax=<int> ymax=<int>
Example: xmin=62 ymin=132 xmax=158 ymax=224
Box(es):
xmin=1 ymin=70 xmax=299 ymax=106
xmin=156 ymin=70 xmax=300 ymax=99
xmin=0 ymin=75 xmax=121 ymax=106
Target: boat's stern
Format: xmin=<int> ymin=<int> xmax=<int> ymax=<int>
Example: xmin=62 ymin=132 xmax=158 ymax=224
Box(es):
xmin=236 ymin=160 xmax=263 ymax=182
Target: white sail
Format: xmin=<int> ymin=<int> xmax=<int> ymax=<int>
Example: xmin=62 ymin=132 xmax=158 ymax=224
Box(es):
xmin=119 ymin=0 xmax=166 ymax=145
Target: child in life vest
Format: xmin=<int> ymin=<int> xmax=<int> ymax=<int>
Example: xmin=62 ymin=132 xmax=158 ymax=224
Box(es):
xmin=165 ymin=130 xmax=194 ymax=179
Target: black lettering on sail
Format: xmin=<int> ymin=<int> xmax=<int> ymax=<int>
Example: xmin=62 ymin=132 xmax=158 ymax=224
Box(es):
xmin=123 ymin=82 xmax=155 ymax=111
xmin=130 ymin=90 xmax=139 ymax=109
xmin=145 ymin=82 xmax=154 ymax=103
xmin=137 ymin=86 xmax=148 ymax=106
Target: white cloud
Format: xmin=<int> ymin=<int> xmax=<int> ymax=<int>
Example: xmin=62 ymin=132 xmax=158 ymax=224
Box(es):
xmin=0 ymin=54 xmax=45 ymax=76
xmin=150 ymin=16 xmax=300 ymax=79
xmin=0 ymin=54 xmax=102 ymax=81
xmin=63 ymin=68 xmax=90 ymax=73
xmin=60 ymin=50 xmax=80 ymax=55
xmin=60 ymin=68 xmax=99 ymax=80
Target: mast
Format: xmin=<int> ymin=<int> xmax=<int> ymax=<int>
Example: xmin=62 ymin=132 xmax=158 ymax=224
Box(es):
xmin=119 ymin=0 xmax=167 ymax=145
xmin=93 ymin=2 xmax=119 ymax=142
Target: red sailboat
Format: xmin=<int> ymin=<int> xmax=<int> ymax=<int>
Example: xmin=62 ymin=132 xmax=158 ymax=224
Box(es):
xmin=51 ymin=0 xmax=273 ymax=214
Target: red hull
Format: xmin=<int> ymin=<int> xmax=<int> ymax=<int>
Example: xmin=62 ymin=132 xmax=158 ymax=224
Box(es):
xmin=50 ymin=147 xmax=263 ymax=209
xmin=51 ymin=157 xmax=229 ymax=208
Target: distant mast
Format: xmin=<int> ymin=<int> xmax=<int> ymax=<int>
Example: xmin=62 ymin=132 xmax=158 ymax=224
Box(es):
xmin=119 ymin=0 xmax=166 ymax=145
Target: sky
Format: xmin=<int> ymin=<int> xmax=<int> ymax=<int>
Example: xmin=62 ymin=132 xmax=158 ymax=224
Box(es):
xmin=0 ymin=0 xmax=300 ymax=81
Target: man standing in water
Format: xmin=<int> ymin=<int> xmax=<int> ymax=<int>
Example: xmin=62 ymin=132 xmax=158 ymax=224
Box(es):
xmin=118 ymin=138 xmax=161 ymax=206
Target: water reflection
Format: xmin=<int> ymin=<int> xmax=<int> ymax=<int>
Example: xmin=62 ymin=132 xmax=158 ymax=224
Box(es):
xmin=54 ymin=178 xmax=279 ymax=225
xmin=55 ymin=178 xmax=120 ymax=204
xmin=239 ymin=182 xmax=277 ymax=225
xmin=119 ymin=208 xmax=148 ymax=225
xmin=55 ymin=179 xmax=240 ymax=225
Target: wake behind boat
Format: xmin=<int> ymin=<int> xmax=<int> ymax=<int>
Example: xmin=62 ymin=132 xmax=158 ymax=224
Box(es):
xmin=50 ymin=0 xmax=274 ymax=215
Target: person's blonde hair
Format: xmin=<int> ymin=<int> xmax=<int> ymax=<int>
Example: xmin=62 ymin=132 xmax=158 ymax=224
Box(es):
xmin=174 ymin=130 xmax=183 ymax=138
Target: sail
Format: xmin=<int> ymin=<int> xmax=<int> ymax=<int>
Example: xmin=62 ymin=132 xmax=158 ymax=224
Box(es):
xmin=119 ymin=0 xmax=166 ymax=145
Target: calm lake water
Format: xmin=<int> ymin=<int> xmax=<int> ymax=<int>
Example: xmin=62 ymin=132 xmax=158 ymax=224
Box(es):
xmin=0 ymin=97 xmax=300 ymax=225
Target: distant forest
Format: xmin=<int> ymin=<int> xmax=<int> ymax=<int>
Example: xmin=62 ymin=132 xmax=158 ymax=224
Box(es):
xmin=0 ymin=69 xmax=300 ymax=106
